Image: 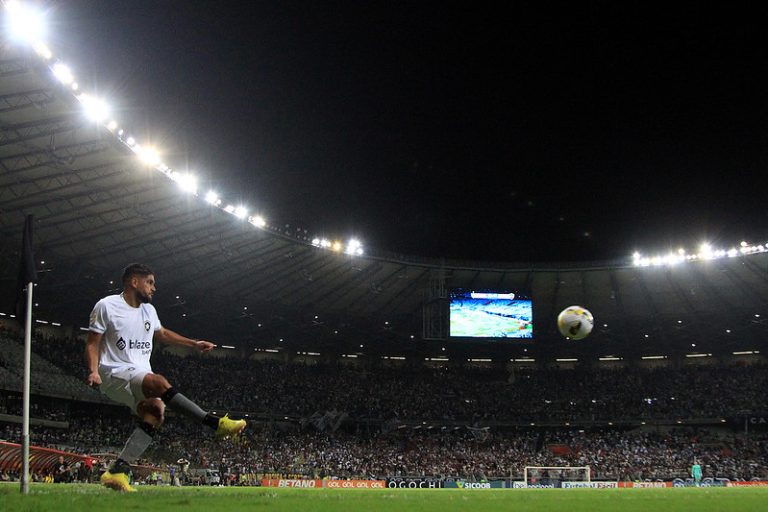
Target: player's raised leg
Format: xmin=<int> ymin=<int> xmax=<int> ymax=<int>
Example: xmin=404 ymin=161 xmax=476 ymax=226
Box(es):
xmin=147 ymin=373 xmax=246 ymax=438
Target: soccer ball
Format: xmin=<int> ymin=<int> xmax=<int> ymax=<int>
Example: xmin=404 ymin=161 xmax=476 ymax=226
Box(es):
xmin=557 ymin=305 xmax=594 ymax=340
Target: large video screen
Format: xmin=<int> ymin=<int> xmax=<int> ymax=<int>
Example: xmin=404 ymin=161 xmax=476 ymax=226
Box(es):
xmin=449 ymin=289 xmax=533 ymax=339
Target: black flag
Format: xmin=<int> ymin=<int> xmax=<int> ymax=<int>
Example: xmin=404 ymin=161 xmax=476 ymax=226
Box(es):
xmin=15 ymin=215 xmax=37 ymax=316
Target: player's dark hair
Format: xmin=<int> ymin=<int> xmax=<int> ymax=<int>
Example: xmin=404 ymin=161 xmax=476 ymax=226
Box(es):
xmin=122 ymin=263 xmax=154 ymax=285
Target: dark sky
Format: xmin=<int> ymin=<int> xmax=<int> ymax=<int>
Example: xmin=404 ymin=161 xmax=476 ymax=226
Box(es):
xmin=47 ymin=1 xmax=768 ymax=262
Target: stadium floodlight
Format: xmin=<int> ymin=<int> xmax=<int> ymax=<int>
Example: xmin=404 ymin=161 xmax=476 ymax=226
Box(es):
xmin=32 ymin=41 xmax=51 ymax=59
xmin=52 ymin=62 xmax=74 ymax=84
xmin=173 ymin=173 xmax=197 ymax=194
xmin=234 ymin=206 xmax=248 ymax=219
xmin=78 ymin=94 xmax=110 ymax=123
xmin=249 ymin=215 xmax=266 ymax=228
xmin=311 ymin=238 xmax=320 ymax=246
xmin=332 ymin=241 xmax=342 ymax=252
xmin=205 ymin=191 xmax=221 ymax=206
xmin=71 ymin=82 xmax=79 ymax=91
xmin=4 ymin=1 xmax=46 ymax=44
xmin=137 ymin=146 xmax=161 ymax=166
xmin=345 ymin=238 xmax=364 ymax=256
xmin=106 ymin=120 xmax=118 ymax=132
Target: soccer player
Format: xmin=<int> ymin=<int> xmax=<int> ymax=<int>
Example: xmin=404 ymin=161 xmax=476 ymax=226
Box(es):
xmin=85 ymin=263 xmax=246 ymax=492
xmin=691 ymin=460 xmax=702 ymax=487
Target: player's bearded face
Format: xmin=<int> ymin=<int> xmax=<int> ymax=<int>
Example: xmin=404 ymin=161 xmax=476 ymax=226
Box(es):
xmin=135 ymin=275 xmax=155 ymax=303
xmin=137 ymin=289 xmax=152 ymax=303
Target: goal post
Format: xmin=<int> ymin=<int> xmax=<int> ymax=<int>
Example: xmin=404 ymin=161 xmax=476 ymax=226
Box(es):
xmin=523 ymin=466 xmax=591 ymax=486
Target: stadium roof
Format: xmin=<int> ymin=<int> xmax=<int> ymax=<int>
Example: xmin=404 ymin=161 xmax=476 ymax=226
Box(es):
xmin=1 ymin=39 xmax=768 ymax=360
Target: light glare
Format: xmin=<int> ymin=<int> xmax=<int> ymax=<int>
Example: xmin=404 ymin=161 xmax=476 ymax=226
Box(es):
xmin=205 ymin=191 xmax=221 ymax=206
xmin=5 ymin=1 xmax=46 ymax=44
xmin=173 ymin=173 xmax=197 ymax=194
xmin=33 ymin=41 xmax=52 ymax=59
xmin=79 ymin=94 xmax=110 ymax=123
xmin=249 ymin=215 xmax=266 ymax=228
xmin=137 ymin=146 xmax=161 ymax=166
xmin=52 ymin=63 xmax=74 ymax=84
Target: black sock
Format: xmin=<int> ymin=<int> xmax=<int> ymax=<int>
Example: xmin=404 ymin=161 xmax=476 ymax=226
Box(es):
xmin=161 ymin=387 xmax=219 ymax=430
xmin=110 ymin=458 xmax=132 ymax=474
xmin=202 ymin=413 xmax=220 ymax=430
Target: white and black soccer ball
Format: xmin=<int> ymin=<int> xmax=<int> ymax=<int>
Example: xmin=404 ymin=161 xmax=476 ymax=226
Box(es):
xmin=557 ymin=305 xmax=594 ymax=340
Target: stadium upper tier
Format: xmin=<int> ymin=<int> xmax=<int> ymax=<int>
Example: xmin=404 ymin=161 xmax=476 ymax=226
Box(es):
xmin=1 ymin=43 xmax=767 ymax=357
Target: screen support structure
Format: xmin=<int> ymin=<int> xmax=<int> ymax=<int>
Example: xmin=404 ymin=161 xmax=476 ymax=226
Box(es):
xmin=422 ymin=268 xmax=448 ymax=340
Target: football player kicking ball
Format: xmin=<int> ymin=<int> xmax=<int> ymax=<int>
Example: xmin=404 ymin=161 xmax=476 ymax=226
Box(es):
xmin=85 ymin=263 xmax=246 ymax=492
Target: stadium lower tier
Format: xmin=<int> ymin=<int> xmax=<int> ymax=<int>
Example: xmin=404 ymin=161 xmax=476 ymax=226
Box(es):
xmin=2 ymin=333 xmax=767 ymax=424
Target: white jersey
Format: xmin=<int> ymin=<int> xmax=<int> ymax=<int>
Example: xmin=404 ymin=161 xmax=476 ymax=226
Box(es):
xmin=89 ymin=294 xmax=162 ymax=373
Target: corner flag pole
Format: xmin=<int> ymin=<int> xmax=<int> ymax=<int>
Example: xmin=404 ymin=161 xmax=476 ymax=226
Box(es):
xmin=18 ymin=215 xmax=37 ymax=495
xmin=21 ymin=279 xmax=33 ymax=494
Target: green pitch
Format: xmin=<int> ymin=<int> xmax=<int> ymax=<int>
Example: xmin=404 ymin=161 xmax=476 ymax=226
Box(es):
xmin=2 ymin=483 xmax=766 ymax=512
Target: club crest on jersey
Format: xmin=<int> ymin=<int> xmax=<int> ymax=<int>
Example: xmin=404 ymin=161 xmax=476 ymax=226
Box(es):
xmin=116 ymin=337 xmax=126 ymax=350
xmin=144 ymin=321 xmax=151 ymax=332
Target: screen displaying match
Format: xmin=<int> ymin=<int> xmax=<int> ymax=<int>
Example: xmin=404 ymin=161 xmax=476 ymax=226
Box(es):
xmin=449 ymin=289 xmax=533 ymax=339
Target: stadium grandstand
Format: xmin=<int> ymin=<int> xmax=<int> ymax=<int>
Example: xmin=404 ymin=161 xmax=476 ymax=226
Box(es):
xmin=1 ymin=0 xmax=767 ymax=495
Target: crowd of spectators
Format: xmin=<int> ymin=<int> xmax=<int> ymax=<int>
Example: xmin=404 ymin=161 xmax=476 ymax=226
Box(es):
xmin=3 ymin=405 xmax=767 ymax=481
xmin=23 ymin=334 xmax=768 ymax=423
xmin=1 ymin=331 xmax=767 ymax=481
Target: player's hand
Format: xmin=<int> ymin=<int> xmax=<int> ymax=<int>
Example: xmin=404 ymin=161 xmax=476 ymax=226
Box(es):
xmin=85 ymin=372 xmax=101 ymax=387
xmin=196 ymin=340 xmax=216 ymax=353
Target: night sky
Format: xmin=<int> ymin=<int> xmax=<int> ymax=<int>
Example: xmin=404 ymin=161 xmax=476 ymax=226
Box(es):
xmin=47 ymin=1 xmax=768 ymax=263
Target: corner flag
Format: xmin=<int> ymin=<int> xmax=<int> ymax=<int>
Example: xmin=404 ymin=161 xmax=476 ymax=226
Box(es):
xmin=15 ymin=215 xmax=37 ymax=315
xmin=20 ymin=215 xmax=38 ymax=284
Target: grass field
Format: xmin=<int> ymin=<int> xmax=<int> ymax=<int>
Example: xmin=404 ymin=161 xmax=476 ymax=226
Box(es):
xmin=2 ymin=483 xmax=767 ymax=512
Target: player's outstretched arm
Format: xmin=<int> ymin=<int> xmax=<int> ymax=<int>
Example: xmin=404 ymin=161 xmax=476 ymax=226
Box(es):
xmin=154 ymin=327 xmax=216 ymax=353
xmin=85 ymin=331 xmax=103 ymax=387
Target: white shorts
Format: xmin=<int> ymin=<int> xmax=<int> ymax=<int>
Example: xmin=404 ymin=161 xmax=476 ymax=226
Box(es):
xmin=99 ymin=366 xmax=151 ymax=414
